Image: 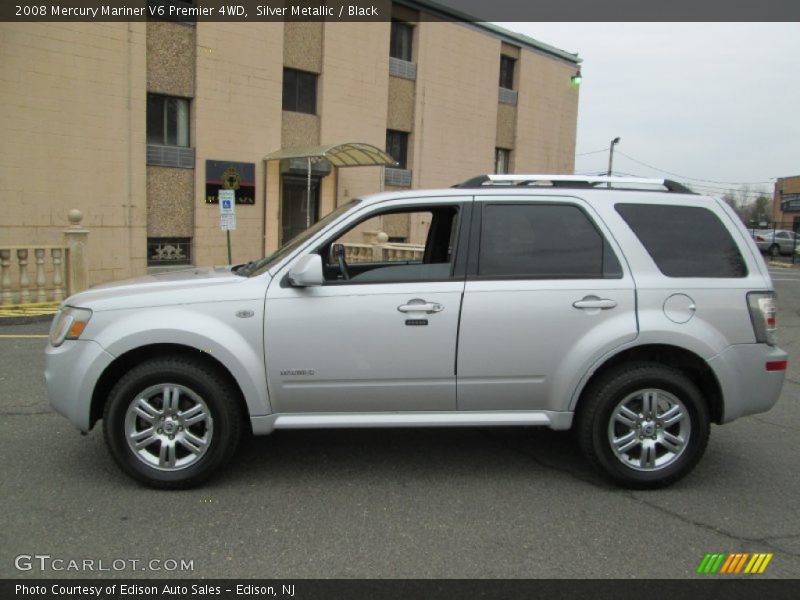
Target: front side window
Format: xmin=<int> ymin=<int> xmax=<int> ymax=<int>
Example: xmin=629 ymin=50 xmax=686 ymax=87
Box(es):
xmin=320 ymin=205 xmax=460 ymax=284
xmin=147 ymin=94 xmax=190 ymax=147
xmin=386 ymin=130 xmax=409 ymax=169
xmin=390 ymin=21 xmax=413 ymax=61
xmin=499 ymin=55 xmax=516 ymax=90
xmin=282 ymin=68 xmax=317 ymax=114
xmin=616 ymin=203 xmax=747 ymax=278
xmin=478 ymin=203 xmax=622 ymax=279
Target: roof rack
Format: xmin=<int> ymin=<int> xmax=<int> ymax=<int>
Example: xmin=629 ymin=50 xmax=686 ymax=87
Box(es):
xmin=455 ymin=174 xmax=696 ymax=194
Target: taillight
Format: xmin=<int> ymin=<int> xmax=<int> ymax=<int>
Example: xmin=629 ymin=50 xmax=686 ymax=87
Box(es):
xmin=747 ymin=292 xmax=777 ymax=346
xmin=755 ymin=235 xmax=765 ymax=241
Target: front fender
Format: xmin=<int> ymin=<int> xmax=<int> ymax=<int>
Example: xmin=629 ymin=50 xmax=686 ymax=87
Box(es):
xmin=91 ymin=303 xmax=270 ymax=416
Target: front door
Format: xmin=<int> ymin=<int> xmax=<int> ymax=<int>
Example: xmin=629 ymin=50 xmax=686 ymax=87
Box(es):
xmin=264 ymin=198 xmax=470 ymax=414
xmin=281 ymin=175 xmax=320 ymax=244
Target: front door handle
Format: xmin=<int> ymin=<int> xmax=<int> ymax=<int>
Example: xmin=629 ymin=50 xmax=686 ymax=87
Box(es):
xmin=573 ymin=296 xmax=618 ymax=310
xmin=397 ymin=299 xmax=444 ymax=314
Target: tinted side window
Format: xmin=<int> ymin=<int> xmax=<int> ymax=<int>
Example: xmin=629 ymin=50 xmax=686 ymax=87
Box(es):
xmin=615 ymin=204 xmax=747 ymax=278
xmin=478 ymin=204 xmax=622 ymax=279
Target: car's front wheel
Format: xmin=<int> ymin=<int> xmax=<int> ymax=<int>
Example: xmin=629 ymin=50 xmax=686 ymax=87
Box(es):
xmin=576 ymin=362 xmax=710 ymax=489
xmin=103 ymin=357 xmax=243 ymax=489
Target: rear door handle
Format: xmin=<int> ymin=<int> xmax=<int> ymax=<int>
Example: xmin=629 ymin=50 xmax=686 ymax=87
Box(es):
xmin=572 ymin=296 xmax=618 ymax=310
xmin=397 ymin=299 xmax=444 ymax=314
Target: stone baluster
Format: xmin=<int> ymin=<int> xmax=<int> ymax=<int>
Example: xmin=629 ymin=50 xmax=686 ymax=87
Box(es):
xmin=0 ymin=249 xmax=11 ymax=305
xmin=17 ymin=249 xmax=30 ymax=303
xmin=51 ymin=248 xmax=64 ymax=302
xmin=373 ymin=231 xmax=389 ymax=262
xmin=34 ymin=248 xmax=47 ymax=302
xmin=63 ymin=209 xmax=89 ymax=296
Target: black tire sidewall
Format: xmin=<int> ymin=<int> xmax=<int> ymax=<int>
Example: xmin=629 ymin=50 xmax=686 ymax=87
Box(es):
xmin=588 ymin=366 xmax=709 ymax=488
xmin=103 ymin=359 xmax=241 ymax=488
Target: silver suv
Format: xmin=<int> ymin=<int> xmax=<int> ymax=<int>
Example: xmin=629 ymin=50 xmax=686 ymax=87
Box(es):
xmin=45 ymin=175 xmax=788 ymax=489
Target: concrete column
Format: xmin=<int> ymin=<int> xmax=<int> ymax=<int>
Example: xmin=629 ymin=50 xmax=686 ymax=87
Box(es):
xmin=63 ymin=209 xmax=90 ymax=296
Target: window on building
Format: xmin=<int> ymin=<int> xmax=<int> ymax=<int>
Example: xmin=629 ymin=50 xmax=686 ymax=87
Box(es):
xmin=386 ymin=130 xmax=409 ymax=170
xmin=147 ymin=237 xmax=192 ymax=267
xmin=499 ymin=55 xmax=516 ymax=90
xmin=782 ymin=193 xmax=800 ymax=212
xmin=147 ymin=94 xmax=189 ymax=147
xmin=495 ymin=148 xmax=511 ymax=174
xmin=390 ymin=21 xmax=413 ymax=62
xmin=615 ymin=204 xmax=747 ymax=278
xmin=478 ymin=204 xmax=622 ymax=279
xmin=282 ymin=68 xmax=318 ymax=115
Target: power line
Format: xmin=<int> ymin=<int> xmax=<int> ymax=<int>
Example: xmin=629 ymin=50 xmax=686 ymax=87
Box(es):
xmin=575 ymin=150 xmax=774 ymax=186
xmin=571 ymin=170 xmax=772 ymax=199
xmin=575 ymin=149 xmax=608 ymax=157
xmin=614 ymin=151 xmax=773 ymax=186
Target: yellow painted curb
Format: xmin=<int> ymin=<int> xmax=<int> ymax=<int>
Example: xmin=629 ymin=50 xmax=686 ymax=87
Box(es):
xmin=767 ymin=261 xmax=796 ymax=269
xmin=0 ymin=302 xmax=59 ymax=318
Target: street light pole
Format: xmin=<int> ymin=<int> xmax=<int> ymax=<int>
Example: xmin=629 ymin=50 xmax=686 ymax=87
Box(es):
xmin=607 ymin=137 xmax=621 ymax=176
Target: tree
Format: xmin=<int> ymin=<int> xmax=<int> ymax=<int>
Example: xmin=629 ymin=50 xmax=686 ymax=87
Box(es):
xmin=747 ymin=194 xmax=771 ymax=227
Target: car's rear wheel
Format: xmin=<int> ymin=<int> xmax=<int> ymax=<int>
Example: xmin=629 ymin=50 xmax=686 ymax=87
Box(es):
xmin=103 ymin=357 xmax=242 ymax=489
xmin=576 ymin=362 xmax=710 ymax=489
xmin=768 ymin=244 xmax=780 ymax=258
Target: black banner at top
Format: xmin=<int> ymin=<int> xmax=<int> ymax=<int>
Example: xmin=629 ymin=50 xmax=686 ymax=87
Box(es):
xmin=1 ymin=0 xmax=799 ymax=22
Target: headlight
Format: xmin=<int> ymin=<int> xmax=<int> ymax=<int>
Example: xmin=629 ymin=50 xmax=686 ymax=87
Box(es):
xmin=49 ymin=307 xmax=93 ymax=347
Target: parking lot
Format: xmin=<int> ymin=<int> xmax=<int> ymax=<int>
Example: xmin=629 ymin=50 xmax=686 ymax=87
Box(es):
xmin=1 ymin=268 xmax=799 ymax=579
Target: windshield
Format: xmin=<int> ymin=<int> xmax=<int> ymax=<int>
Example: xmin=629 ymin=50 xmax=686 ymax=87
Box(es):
xmin=240 ymin=199 xmax=361 ymax=277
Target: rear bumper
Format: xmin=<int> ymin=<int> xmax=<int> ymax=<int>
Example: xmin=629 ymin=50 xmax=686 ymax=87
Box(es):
xmin=708 ymin=344 xmax=788 ymax=423
xmin=45 ymin=339 xmax=115 ymax=432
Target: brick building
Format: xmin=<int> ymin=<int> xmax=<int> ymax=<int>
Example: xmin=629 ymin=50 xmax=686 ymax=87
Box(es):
xmin=0 ymin=2 xmax=581 ymax=286
xmin=772 ymin=175 xmax=800 ymax=230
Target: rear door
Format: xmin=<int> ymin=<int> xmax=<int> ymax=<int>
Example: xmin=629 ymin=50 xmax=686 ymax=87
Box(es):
xmin=456 ymin=197 xmax=638 ymax=412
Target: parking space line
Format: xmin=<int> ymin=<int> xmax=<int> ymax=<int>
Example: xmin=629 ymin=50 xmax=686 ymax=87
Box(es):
xmin=0 ymin=334 xmax=48 ymax=339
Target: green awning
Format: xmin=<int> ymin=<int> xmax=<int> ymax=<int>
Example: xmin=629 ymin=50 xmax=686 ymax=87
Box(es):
xmin=264 ymin=142 xmax=397 ymax=168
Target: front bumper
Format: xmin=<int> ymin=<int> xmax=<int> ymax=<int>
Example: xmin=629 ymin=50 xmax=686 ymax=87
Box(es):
xmin=708 ymin=343 xmax=788 ymax=423
xmin=45 ymin=339 xmax=115 ymax=432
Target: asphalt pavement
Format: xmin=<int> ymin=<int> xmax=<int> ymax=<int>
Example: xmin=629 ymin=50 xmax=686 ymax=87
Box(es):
xmin=1 ymin=268 xmax=799 ymax=579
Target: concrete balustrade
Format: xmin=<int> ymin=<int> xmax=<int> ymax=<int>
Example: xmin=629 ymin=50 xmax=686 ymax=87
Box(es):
xmin=342 ymin=231 xmax=424 ymax=264
xmin=0 ymin=210 xmax=89 ymax=306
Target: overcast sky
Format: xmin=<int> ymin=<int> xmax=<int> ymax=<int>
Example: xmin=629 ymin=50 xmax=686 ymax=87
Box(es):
xmin=494 ymin=23 xmax=800 ymax=199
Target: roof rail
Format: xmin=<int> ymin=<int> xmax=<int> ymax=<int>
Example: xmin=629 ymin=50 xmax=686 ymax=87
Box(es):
xmin=454 ymin=174 xmax=696 ymax=194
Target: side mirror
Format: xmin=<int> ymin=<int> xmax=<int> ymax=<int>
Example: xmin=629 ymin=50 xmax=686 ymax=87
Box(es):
xmin=329 ymin=243 xmax=346 ymax=265
xmin=287 ymin=254 xmax=324 ymax=287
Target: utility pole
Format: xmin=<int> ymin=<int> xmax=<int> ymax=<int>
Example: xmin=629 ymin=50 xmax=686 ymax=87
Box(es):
xmin=607 ymin=137 xmax=621 ymax=176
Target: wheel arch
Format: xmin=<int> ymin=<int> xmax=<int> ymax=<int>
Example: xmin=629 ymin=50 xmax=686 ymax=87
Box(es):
xmin=90 ymin=343 xmax=251 ymax=432
xmin=573 ymin=344 xmax=725 ymax=425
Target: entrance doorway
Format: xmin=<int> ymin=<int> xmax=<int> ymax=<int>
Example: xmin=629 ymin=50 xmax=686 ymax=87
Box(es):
xmin=281 ymin=175 xmax=320 ymax=244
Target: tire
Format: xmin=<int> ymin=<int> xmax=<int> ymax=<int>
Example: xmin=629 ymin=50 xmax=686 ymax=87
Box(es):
xmin=768 ymin=244 xmax=780 ymax=258
xmin=576 ymin=362 xmax=709 ymax=489
xmin=103 ymin=357 xmax=243 ymax=489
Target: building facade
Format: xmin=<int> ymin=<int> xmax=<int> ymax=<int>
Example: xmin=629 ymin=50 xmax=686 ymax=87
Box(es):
xmin=0 ymin=3 xmax=581 ymax=288
xmin=772 ymin=175 xmax=800 ymax=230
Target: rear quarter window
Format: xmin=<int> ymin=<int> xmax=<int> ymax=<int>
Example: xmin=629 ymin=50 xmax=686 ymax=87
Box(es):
xmin=615 ymin=203 xmax=747 ymax=278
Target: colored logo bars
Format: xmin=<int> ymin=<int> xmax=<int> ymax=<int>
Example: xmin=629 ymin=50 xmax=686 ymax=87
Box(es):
xmin=697 ymin=552 xmax=773 ymax=574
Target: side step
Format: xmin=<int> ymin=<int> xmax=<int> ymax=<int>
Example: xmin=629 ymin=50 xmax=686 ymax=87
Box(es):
xmin=250 ymin=411 xmax=573 ymax=435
